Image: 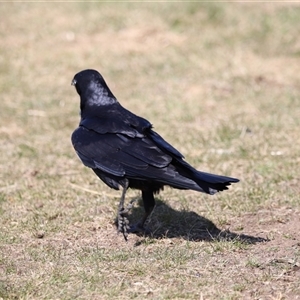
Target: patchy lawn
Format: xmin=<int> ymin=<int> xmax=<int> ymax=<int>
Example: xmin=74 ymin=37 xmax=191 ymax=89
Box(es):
xmin=0 ymin=3 xmax=299 ymax=299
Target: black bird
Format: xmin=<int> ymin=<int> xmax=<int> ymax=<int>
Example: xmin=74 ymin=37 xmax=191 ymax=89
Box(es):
xmin=71 ymin=69 xmax=239 ymax=240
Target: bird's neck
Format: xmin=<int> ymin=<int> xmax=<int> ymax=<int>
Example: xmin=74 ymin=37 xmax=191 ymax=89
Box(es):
xmin=81 ymin=82 xmax=117 ymax=109
xmin=80 ymin=100 xmax=120 ymax=119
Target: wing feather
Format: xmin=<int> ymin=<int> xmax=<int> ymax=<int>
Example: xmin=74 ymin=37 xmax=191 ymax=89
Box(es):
xmin=71 ymin=125 xmax=173 ymax=178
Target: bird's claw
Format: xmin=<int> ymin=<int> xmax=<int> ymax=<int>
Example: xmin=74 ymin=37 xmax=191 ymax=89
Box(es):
xmin=117 ymin=208 xmax=130 ymax=241
xmin=117 ymin=208 xmax=151 ymax=240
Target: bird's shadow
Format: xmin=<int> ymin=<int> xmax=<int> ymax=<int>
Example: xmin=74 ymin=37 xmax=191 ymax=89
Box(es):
xmin=127 ymin=197 xmax=268 ymax=245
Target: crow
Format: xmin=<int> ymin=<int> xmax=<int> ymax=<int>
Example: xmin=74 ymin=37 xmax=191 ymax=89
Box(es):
xmin=71 ymin=69 xmax=239 ymax=240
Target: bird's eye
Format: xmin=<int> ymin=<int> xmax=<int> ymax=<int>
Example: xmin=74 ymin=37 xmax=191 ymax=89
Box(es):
xmin=71 ymin=79 xmax=77 ymax=86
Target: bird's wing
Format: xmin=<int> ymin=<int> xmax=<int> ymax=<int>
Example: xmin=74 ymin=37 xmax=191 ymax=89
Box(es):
xmin=71 ymin=125 xmax=173 ymax=178
xmin=148 ymin=130 xmax=184 ymax=159
xmin=80 ymin=116 xmax=144 ymax=138
xmin=81 ymin=105 xmax=185 ymax=160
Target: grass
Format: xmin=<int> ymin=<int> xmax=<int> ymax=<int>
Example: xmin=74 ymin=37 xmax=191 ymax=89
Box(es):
xmin=1 ymin=2 xmax=300 ymax=299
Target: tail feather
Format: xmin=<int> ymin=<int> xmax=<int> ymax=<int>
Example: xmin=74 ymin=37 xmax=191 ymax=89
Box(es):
xmin=172 ymin=160 xmax=239 ymax=195
xmin=160 ymin=168 xmax=239 ymax=195
xmin=192 ymin=170 xmax=239 ymax=194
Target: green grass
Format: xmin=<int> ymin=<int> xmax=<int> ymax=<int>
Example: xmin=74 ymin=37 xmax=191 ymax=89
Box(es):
xmin=0 ymin=2 xmax=300 ymax=299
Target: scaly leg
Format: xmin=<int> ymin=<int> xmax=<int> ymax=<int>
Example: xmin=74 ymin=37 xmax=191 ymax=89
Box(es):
xmin=117 ymin=180 xmax=129 ymax=241
xmin=129 ymin=190 xmax=155 ymax=234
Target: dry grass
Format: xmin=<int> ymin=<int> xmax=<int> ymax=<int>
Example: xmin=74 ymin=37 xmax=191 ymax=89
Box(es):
xmin=1 ymin=3 xmax=300 ymax=299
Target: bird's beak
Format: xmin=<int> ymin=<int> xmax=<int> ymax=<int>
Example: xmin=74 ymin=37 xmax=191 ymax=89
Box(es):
xmin=71 ymin=79 xmax=76 ymax=86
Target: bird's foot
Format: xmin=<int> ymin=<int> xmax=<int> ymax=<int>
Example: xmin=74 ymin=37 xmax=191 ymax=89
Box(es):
xmin=117 ymin=199 xmax=150 ymax=240
xmin=128 ymin=222 xmax=151 ymax=236
xmin=116 ymin=199 xmax=139 ymax=241
xmin=117 ymin=215 xmax=152 ymax=240
xmin=117 ymin=208 xmax=130 ymax=241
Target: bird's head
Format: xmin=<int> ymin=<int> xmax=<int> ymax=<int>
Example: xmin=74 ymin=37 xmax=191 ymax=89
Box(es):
xmin=71 ymin=69 xmax=104 ymax=96
xmin=71 ymin=69 xmax=117 ymax=108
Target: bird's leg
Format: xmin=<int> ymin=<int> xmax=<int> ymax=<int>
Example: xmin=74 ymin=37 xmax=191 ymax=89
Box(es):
xmin=129 ymin=190 xmax=155 ymax=234
xmin=117 ymin=179 xmax=130 ymax=241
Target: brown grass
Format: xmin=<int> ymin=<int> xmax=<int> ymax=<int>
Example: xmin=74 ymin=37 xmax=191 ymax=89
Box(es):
xmin=0 ymin=3 xmax=299 ymax=299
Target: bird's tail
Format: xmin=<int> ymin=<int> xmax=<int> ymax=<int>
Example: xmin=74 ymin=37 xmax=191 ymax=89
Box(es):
xmin=170 ymin=160 xmax=239 ymax=195
xmin=191 ymin=170 xmax=239 ymax=195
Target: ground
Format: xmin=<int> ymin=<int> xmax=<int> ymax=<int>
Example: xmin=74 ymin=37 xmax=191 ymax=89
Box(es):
xmin=0 ymin=3 xmax=299 ymax=299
